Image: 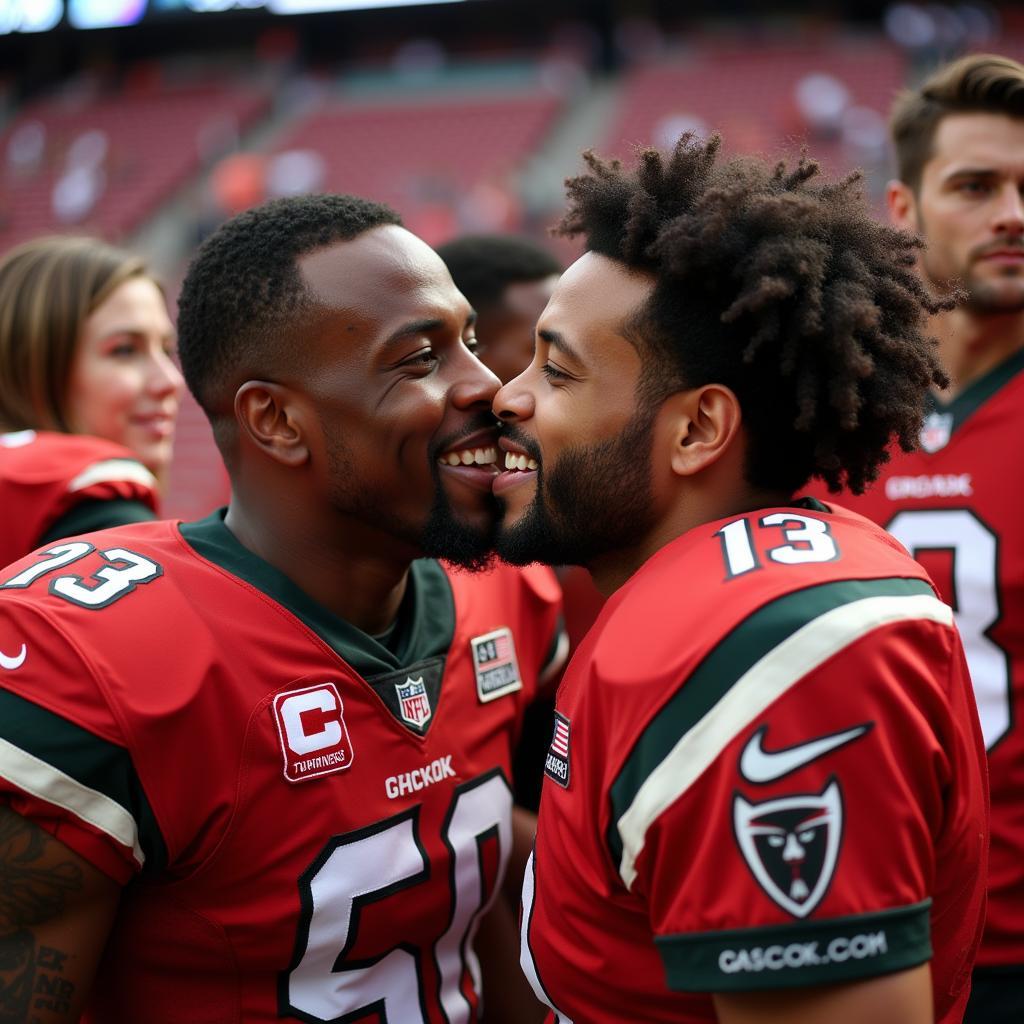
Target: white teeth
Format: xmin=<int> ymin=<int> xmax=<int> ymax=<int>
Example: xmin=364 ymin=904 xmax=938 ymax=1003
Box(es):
xmin=438 ymin=446 xmax=497 ymax=467
xmin=503 ymin=452 xmax=538 ymax=472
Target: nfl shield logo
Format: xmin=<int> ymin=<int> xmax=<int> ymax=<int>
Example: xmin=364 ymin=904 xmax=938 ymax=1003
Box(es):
xmin=733 ymin=779 xmax=843 ymax=918
xmin=919 ymin=411 xmax=953 ymax=454
xmin=396 ymin=676 xmax=432 ymax=729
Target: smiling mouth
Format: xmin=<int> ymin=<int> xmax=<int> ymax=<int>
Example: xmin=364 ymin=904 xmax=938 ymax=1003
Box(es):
xmin=437 ymin=445 xmax=498 ymax=468
xmin=501 ymin=451 xmax=539 ymax=472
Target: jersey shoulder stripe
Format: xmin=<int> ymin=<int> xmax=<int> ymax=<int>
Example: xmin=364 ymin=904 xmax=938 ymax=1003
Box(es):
xmin=0 ymin=686 xmax=166 ymax=872
xmin=68 ymin=458 xmax=156 ymax=494
xmin=608 ymin=576 xmax=948 ymax=889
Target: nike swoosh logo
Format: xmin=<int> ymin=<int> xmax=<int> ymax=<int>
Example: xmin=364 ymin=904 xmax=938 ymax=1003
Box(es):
xmin=0 ymin=644 xmax=26 ymax=670
xmin=740 ymin=722 xmax=872 ymax=784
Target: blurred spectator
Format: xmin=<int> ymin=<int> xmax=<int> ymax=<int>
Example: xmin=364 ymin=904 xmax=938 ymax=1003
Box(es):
xmin=0 ymin=237 xmax=183 ymax=563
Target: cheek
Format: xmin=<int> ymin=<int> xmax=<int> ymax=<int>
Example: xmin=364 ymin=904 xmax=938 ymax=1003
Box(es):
xmin=66 ymin=363 xmax=137 ymax=437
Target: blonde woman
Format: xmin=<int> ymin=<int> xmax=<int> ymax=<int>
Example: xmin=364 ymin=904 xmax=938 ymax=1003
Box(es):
xmin=0 ymin=236 xmax=182 ymax=566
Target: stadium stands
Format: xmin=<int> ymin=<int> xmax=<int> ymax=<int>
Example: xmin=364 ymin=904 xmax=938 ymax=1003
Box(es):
xmin=0 ymin=81 xmax=270 ymax=251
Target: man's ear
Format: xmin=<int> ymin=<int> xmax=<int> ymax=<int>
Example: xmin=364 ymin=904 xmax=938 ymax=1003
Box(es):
xmin=887 ymin=179 xmax=919 ymax=233
xmin=234 ymin=380 xmax=311 ymax=468
xmin=664 ymin=384 xmax=742 ymax=478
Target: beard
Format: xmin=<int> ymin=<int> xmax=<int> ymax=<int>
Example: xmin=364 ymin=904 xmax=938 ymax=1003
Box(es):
xmin=496 ymin=403 xmax=659 ymax=568
xmin=919 ymin=227 xmax=1024 ymax=314
xmin=325 ymin=427 xmax=497 ymax=572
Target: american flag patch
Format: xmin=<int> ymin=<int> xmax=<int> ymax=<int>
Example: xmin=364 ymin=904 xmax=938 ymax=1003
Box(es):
xmin=544 ymin=712 xmax=571 ymax=788
xmin=471 ymin=627 xmax=522 ymax=703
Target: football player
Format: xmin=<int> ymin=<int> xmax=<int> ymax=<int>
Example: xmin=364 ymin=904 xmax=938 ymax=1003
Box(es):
xmin=493 ymin=136 xmax=987 ymax=1023
xmin=0 ymin=237 xmax=182 ymax=563
xmin=0 ymin=195 xmax=564 ymax=1022
xmin=833 ymin=54 xmax=1024 ymax=1023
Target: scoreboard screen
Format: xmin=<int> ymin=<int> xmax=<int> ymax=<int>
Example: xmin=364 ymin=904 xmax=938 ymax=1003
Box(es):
xmin=1 ymin=0 xmax=467 ymax=33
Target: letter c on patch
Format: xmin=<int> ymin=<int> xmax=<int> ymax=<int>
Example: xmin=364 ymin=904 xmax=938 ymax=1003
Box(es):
xmin=280 ymin=688 xmax=342 ymax=755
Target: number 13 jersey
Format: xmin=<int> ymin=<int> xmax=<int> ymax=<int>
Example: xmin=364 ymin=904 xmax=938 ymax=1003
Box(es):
xmin=521 ymin=500 xmax=986 ymax=1024
xmin=0 ymin=510 xmax=565 ymax=1023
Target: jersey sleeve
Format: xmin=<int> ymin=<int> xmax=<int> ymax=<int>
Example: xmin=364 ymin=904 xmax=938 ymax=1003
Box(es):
xmin=519 ymin=564 xmax=569 ymax=691
xmin=0 ymin=598 xmax=165 ymax=885
xmin=603 ymin=578 xmax=984 ymax=993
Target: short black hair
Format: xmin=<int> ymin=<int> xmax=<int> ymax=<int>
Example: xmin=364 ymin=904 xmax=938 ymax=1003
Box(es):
xmin=177 ymin=193 xmax=402 ymax=428
xmin=556 ymin=135 xmax=949 ymax=495
xmin=435 ymin=234 xmax=561 ymax=312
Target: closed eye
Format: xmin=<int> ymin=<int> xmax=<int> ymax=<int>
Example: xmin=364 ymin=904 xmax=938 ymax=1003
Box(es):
xmin=402 ymin=349 xmax=438 ymax=368
xmin=540 ymin=363 xmax=570 ymax=382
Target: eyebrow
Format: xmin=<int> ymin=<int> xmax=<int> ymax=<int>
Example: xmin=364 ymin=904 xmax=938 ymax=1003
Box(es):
xmin=943 ymin=167 xmax=999 ymax=181
xmin=102 ymin=327 xmax=176 ymax=341
xmin=383 ymin=311 xmax=477 ymax=347
xmin=538 ymin=327 xmax=582 ymax=364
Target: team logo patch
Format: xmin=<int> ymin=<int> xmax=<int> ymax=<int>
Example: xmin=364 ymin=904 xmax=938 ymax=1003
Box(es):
xmin=396 ymin=676 xmax=432 ymax=729
xmin=471 ymin=627 xmax=522 ymax=703
xmin=272 ymin=682 xmax=354 ymax=784
xmin=919 ymin=410 xmax=953 ymax=454
xmin=544 ymin=711 xmax=571 ymax=788
xmin=733 ymin=779 xmax=843 ymax=918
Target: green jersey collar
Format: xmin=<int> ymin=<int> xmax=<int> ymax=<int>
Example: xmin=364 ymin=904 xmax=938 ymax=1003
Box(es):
xmin=179 ymin=509 xmax=455 ymax=678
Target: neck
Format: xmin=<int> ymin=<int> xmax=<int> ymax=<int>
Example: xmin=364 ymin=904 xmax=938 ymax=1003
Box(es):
xmin=586 ymin=483 xmax=792 ymax=598
xmin=224 ymin=489 xmax=414 ymax=635
xmin=931 ymin=306 xmax=1024 ymax=400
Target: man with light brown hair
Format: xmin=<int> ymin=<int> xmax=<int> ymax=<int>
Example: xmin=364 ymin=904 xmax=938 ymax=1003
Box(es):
xmin=837 ymin=53 xmax=1024 ymax=1022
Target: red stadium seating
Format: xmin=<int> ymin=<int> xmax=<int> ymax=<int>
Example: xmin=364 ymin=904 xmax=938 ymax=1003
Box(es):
xmin=604 ymin=37 xmax=907 ymax=176
xmin=0 ymin=82 xmax=270 ymax=251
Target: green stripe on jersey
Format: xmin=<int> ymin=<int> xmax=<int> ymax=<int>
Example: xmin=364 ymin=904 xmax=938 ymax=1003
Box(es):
xmin=0 ymin=688 xmax=167 ymax=873
xmin=656 ymin=900 xmax=932 ymax=991
xmin=607 ymin=577 xmax=945 ymax=888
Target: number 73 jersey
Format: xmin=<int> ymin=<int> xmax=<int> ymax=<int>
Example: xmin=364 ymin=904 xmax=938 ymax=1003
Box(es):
xmin=522 ymin=500 xmax=987 ymax=1024
xmin=0 ymin=513 xmax=565 ymax=1023
xmin=834 ymin=352 xmax=1024 ymax=970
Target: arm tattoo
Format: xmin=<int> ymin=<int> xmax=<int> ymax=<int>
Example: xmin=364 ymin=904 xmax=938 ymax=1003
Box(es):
xmin=0 ymin=809 xmax=83 ymax=1021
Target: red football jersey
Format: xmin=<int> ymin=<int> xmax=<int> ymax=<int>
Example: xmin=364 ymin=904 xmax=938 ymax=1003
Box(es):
xmin=0 ymin=429 xmax=158 ymax=566
xmin=521 ymin=500 xmax=987 ymax=1024
xmin=0 ymin=512 xmax=565 ymax=1023
xmin=834 ymin=352 xmax=1024 ymax=969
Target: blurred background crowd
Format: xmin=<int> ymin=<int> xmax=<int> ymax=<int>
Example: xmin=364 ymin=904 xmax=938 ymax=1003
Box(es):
xmin=1 ymin=0 xmax=1019 ymax=520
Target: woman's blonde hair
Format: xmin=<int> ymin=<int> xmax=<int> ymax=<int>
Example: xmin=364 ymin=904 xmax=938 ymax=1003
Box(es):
xmin=0 ymin=236 xmax=149 ymax=432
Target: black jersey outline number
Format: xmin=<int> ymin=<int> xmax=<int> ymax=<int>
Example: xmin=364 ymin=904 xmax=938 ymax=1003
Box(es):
xmin=716 ymin=513 xmax=839 ymax=580
xmin=281 ymin=769 xmax=512 ymax=1024
xmin=1 ymin=543 xmax=161 ymax=608
xmin=886 ymin=507 xmax=1011 ymax=750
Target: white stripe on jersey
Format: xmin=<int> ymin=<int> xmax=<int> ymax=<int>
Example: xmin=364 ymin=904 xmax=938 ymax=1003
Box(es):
xmin=520 ymin=850 xmax=575 ymax=1024
xmin=0 ymin=736 xmax=143 ymax=867
xmin=69 ymin=458 xmax=156 ymax=494
xmin=616 ymin=592 xmax=953 ymax=889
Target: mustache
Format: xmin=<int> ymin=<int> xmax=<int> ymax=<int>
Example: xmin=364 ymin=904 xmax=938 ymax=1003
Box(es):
xmin=429 ymin=413 xmax=499 ymax=462
xmin=498 ymin=422 xmax=543 ymax=462
xmin=973 ymin=237 xmax=1024 ymax=259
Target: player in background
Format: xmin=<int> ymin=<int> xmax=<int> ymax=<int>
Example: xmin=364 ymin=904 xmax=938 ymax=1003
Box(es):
xmin=436 ymin=233 xmax=562 ymax=387
xmin=0 ymin=237 xmax=183 ymax=564
xmin=0 ymin=195 xmax=563 ymax=1022
xmin=828 ymin=54 xmax=1024 ymax=1023
xmin=493 ymin=135 xmax=986 ymax=1023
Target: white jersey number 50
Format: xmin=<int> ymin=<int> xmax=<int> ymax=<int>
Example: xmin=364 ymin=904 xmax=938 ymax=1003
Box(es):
xmin=887 ymin=508 xmax=1010 ymax=750
xmin=282 ymin=771 xmax=512 ymax=1023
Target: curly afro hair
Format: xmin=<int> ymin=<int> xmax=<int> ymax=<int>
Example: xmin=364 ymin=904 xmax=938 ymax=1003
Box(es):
xmin=555 ymin=134 xmax=950 ymax=495
xmin=176 ymin=194 xmax=402 ymax=437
